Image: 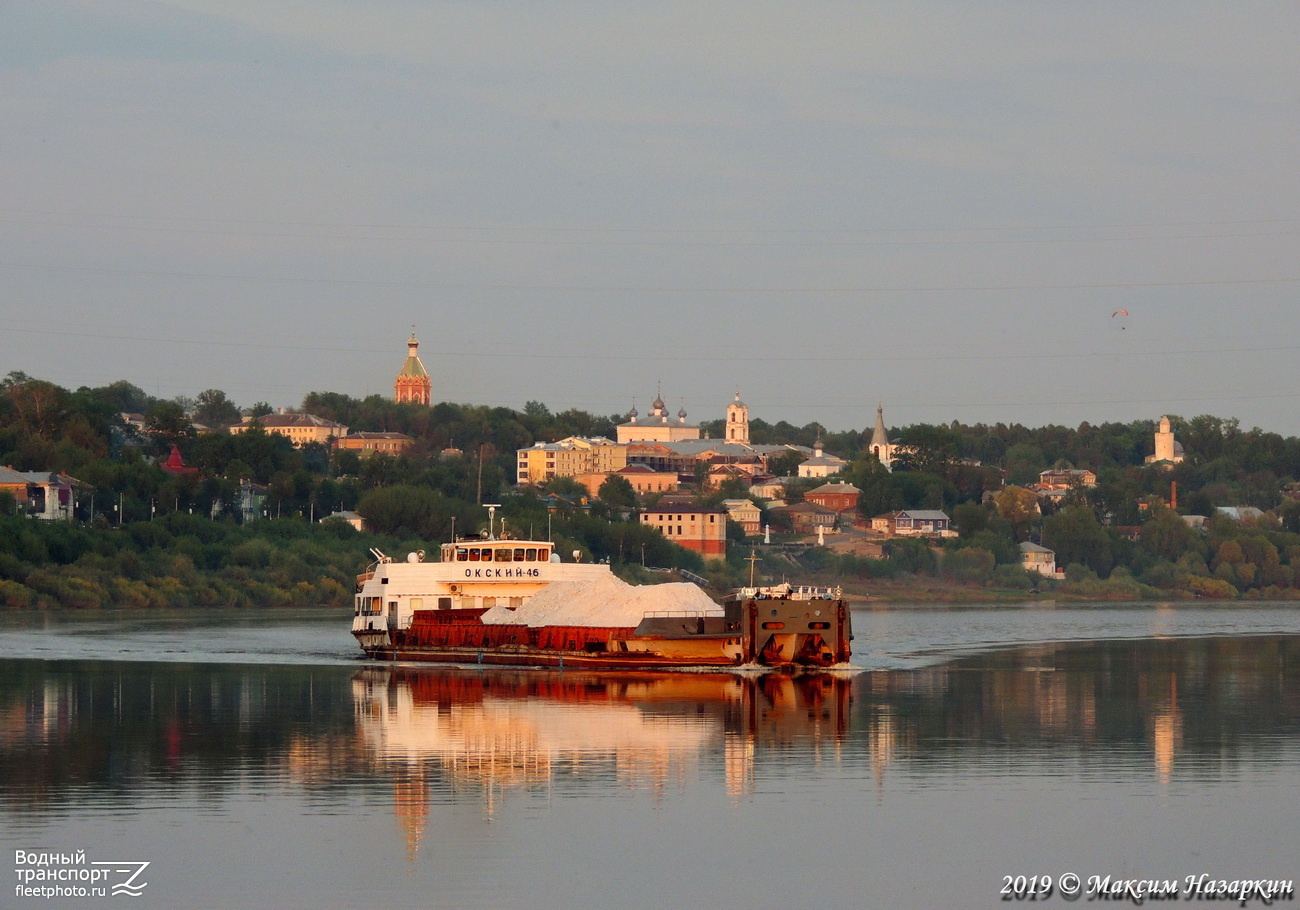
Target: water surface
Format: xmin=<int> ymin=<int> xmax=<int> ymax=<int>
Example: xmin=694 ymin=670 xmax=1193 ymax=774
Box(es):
xmin=1 ymin=603 xmax=1297 ymax=909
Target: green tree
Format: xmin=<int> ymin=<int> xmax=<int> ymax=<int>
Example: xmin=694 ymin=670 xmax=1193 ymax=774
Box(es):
xmin=144 ymin=401 xmax=194 ymax=450
xmin=886 ymin=538 xmax=937 ymax=575
xmin=952 ymin=501 xmax=991 ymax=538
xmin=940 ymin=547 xmax=995 ymax=585
xmin=93 ymin=380 xmax=152 ymax=413
xmin=357 ymin=485 xmax=452 ymax=539
xmin=1042 ymin=506 xmax=1111 ymax=577
xmin=194 ymin=389 xmax=241 ymax=428
xmin=768 ymin=450 xmax=804 ymax=477
xmin=894 ymin=424 xmax=962 ymax=475
xmin=1184 ymin=490 xmax=1214 ymax=518
xmin=842 ymin=457 xmax=901 ymax=519
xmin=1138 ymin=506 xmax=1204 ymax=563
xmin=3 ymin=376 xmax=68 ymax=439
xmin=1003 ymin=443 xmax=1046 ymax=485
xmin=597 ymin=474 xmax=638 ymax=510
xmin=1279 ymin=498 xmax=1300 ymax=533
xmin=994 ymin=486 xmax=1040 ymax=540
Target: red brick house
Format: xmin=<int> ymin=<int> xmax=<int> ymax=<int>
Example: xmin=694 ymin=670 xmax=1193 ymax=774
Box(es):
xmin=804 ymin=481 xmax=861 ymax=514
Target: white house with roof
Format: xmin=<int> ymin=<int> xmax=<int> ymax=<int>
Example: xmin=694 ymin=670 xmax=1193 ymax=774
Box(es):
xmin=229 ymin=411 xmax=348 ymax=448
xmin=1019 ymin=541 xmax=1061 ymax=577
xmin=797 ymin=438 xmax=847 ymax=478
xmin=0 ymin=467 xmax=85 ymax=520
xmin=748 ymin=476 xmax=789 ymax=503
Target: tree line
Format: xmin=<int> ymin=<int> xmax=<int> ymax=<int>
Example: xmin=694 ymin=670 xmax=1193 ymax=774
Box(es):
xmin=6 ymin=370 xmax=1300 ymax=604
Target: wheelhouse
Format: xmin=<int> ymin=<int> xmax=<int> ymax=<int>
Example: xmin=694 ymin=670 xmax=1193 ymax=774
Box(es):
xmin=440 ymin=540 xmax=554 ymax=564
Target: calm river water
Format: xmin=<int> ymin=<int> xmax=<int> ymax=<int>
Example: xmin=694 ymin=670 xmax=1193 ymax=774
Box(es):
xmin=1 ymin=602 xmax=1298 ymax=909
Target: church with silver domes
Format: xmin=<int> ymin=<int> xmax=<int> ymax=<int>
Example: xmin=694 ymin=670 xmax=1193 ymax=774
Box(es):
xmin=616 ymin=386 xmax=704 ymax=443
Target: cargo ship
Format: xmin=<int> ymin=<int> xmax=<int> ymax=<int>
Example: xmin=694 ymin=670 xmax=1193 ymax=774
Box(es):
xmin=351 ymin=512 xmax=851 ymax=670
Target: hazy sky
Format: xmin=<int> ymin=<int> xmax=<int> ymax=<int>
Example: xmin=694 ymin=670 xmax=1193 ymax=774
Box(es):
xmin=3 ymin=2 xmax=1298 ymax=435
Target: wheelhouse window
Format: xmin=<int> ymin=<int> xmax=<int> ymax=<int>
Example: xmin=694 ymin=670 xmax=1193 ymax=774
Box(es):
xmin=494 ymin=548 xmax=512 ymax=562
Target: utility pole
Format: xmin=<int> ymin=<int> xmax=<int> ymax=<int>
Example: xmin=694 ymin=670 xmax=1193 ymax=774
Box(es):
xmin=476 ymin=444 xmax=484 ymax=505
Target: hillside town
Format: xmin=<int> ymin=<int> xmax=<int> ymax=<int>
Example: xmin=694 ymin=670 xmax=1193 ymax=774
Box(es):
xmin=4 ymin=332 xmax=1300 ymax=607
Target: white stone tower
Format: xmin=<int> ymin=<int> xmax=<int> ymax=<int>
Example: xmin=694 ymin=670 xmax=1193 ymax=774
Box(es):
xmin=1146 ymin=416 xmax=1185 ymax=465
xmin=725 ymin=391 xmax=750 ymax=444
xmin=870 ymin=404 xmax=895 ymax=470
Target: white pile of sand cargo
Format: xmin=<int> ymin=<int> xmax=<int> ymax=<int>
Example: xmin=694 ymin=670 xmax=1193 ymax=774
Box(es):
xmin=480 ymin=572 xmax=721 ymax=628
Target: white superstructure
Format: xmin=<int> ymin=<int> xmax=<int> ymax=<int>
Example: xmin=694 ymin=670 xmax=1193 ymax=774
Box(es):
xmin=352 ymin=536 xmax=613 ymax=645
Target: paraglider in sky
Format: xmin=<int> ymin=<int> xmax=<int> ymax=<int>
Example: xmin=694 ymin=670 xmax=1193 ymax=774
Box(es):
xmin=1112 ymin=309 xmax=1129 ymax=328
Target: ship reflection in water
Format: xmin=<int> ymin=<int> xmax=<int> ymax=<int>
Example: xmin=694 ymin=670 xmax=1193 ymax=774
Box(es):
xmin=3 ymin=629 xmax=1299 ymax=909
xmin=351 ymin=667 xmax=853 ymax=853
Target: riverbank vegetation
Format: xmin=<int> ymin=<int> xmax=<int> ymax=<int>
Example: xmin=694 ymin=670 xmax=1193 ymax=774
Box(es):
xmin=4 ymin=371 xmax=1300 ymax=607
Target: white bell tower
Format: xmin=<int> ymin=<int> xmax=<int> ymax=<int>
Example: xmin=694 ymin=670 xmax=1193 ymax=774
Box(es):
xmin=725 ymin=391 xmax=750 ymax=444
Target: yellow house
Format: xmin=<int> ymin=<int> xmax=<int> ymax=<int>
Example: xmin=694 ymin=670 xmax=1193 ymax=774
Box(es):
xmin=516 ymin=437 xmax=628 ymax=486
xmin=336 ymin=432 xmax=414 ymax=457
xmin=575 ymin=464 xmax=680 ymax=499
xmin=229 ymin=412 xmax=348 ymax=448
